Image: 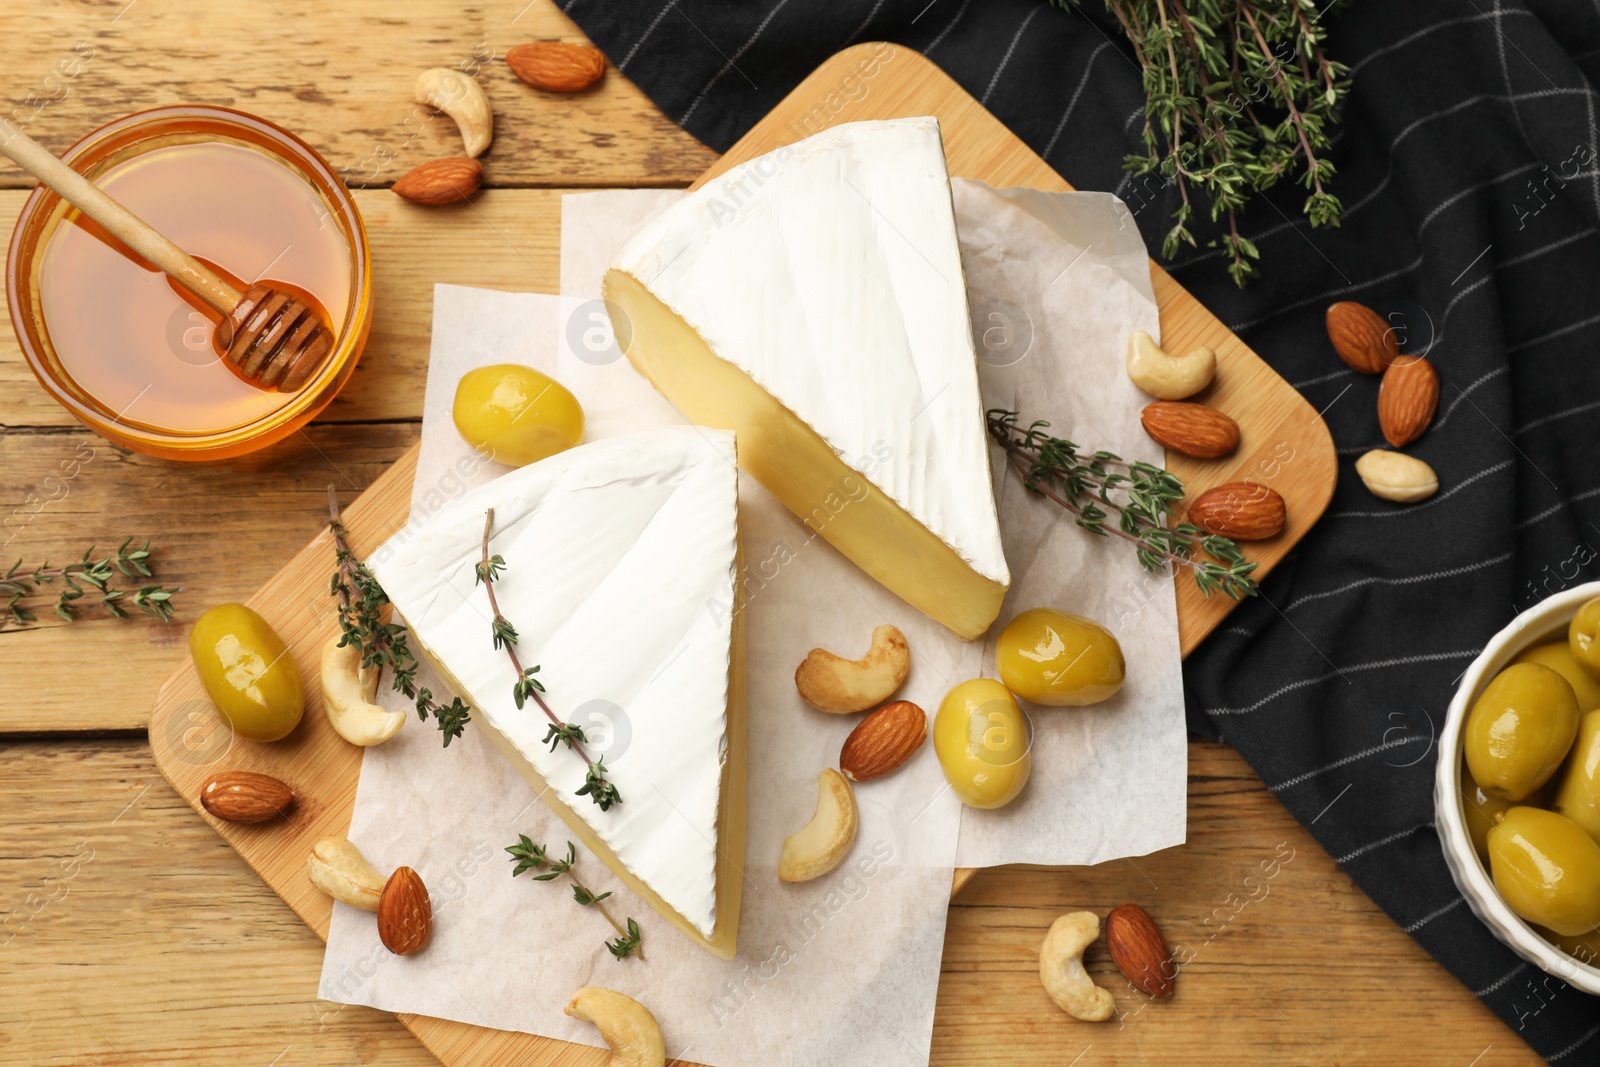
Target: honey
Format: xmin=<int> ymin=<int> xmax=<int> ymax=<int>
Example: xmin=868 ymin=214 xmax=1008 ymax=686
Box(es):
xmin=35 ymin=139 xmax=352 ymax=434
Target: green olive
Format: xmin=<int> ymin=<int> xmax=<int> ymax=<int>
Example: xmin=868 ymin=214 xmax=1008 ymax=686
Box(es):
xmin=1553 ymin=709 xmax=1600 ymax=844
xmin=996 ymin=607 xmax=1125 ymax=707
xmin=1572 ymin=597 xmax=1600 ymax=678
xmin=1514 ymin=640 xmax=1600 ymax=711
xmin=189 ymin=603 xmax=304 ymax=742
xmin=1460 ymin=762 xmax=1517 ymax=863
xmin=452 ymin=364 xmax=583 ymax=467
xmin=934 ymin=679 xmax=1031 ymax=809
xmin=1487 ymin=806 xmax=1600 ymax=936
xmin=1464 ymin=662 xmax=1578 ymax=801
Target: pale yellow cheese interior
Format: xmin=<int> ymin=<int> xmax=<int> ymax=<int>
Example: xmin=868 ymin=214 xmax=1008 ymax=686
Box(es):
xmin=605 ymin=269 xmax=1006 ymax=641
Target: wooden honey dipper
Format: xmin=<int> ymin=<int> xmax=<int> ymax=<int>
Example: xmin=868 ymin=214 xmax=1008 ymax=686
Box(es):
xmin=0 ymin=117 xmax=335 ymax=391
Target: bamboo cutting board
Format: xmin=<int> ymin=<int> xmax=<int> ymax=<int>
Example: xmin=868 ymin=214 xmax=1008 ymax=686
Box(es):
xmin=149 ymin=43 xmax=1335 ymax=1067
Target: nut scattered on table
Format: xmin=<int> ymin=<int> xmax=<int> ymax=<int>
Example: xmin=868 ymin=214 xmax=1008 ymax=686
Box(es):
xmin=392 ymin=157 xmax=483 ymax=205
xmin=778 ymin=768 xmax=858 ymax=882
xmin=377 ymin=866 xmax=433 ymax=955
xmin=1354 ymin=449 xmax=1438 ymax=503
xmin=1187 ymin=481 xmax=1286 ymax=541
xmin=565 ymin=986 xmax=666 ymax=1067
xmin=1126 ymin=329 xmax=1215 ymax=399
xmin=1105 ymin=903 xmax=1176 ymax=998
xmin=414 ymin=68 xmax=493 ymax=158
xmin=1325 ymin=301 xmax=1397 ymax=375
xmin=507 ymin=42 xmax=607 ymax=92
xmin=794 ymin=623 xmax=910 ymax=713
xmin=1377 ymin=355 xmax=1439 ymax=447
xmin=199 ymin=770 xmax=295 ymax=824
xmin=307 ymin=836 xmax=387 ymax=912
xmin=1140 ymin=401 xmax=1241 ymax=459
xmin=320 ymin=634 xmax=406 ymax=745
xmin=839 ymin=700 xmax=927 ymax=782
xmin=1039 ymin=911 xmax=1116 ymax=1022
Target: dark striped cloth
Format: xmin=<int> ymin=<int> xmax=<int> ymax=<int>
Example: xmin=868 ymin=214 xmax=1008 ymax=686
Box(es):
xmin=563 ymin=0 xmax=1600 ymax=1058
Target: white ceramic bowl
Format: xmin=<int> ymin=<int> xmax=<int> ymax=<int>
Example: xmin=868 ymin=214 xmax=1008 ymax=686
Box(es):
xmin=1436 ymin=580 xmax=1600 ymax=994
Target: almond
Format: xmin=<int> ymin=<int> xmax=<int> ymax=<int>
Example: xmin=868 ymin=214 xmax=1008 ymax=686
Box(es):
xmin=506 ymin=42 xmax=607 ymax=92
xmin=377 ymin=866 xmax=432 ymax=955
xmin=1325 ymin=301 xmax=1398 ymax=374
xmin=839 ymin=700 xmax=927 ymax=782
xmin=391 ymin=157 xmax=483 ymax=205
xmin=199 ymin=771 xmax=295 ymax=824
xmin=1187 ymin=481 xmax=1286 ymax=541
xmin=1105 ymin=903 xmax=1176 ymax=998
xmin=1140 ymin=402 xmax=1241 ymax=459
xmin=1377 ymin=355 xmax=1439 ymax=447
xmin=1355 ymin=449 xmax=1439 ymax=503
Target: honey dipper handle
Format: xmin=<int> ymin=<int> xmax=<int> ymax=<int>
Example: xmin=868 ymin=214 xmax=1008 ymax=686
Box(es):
xmin=0 ymin=117 xmax=241 ymax=315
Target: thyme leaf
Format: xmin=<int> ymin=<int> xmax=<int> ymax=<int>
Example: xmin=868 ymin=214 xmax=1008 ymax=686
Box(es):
xmin=1 ymin=538 xmax=178 ymax=630
xmin=1048 ymin=0 xmax=1353 ymax=285
xmin=987 ymin=410 xmax=1259 ymax=599
xmin=506 ymin=836 xmax=645 ymax=962
xmin=328 ymin=486 xmax=471 ymax=746
xmin=480 ymin=508 xmax=621 ymax=810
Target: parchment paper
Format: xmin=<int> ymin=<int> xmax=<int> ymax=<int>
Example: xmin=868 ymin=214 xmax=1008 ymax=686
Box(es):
xmin=318 ymin=182 xmax=1186 ymax=1064
xmin=560 ymin=183 xmax=1186 ymax=869
xmin=321 ymin=283 xmax=967 ymax=1067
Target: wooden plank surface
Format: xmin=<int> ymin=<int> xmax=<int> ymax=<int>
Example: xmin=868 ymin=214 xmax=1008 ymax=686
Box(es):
xmin=0 ymin=739 xmax=1537 ymax=1066
xmin=0 ymin=2 xmax=1534 ymax=1065
xmin=0 ymin=1 xmax=715 ymax=192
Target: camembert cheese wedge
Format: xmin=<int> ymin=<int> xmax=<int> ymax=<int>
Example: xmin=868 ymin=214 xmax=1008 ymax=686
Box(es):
xmin=604 ymin=116 xmax=1010 ymax=640
xmin=370 ymin=427 xmax=746 ymax=957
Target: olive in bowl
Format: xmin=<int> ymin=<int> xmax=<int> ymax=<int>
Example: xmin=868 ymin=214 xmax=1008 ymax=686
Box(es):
xmin=1437 ymin=581 xmax=1600 ymax=995
xmin=1462 ymin=662 xmax=1578 ymax=802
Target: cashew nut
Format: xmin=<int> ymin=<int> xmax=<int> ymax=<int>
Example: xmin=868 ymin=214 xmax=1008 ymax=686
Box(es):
xmin=307 ymin=837 xmax=387 ymax=912
xmin=1039 ymin=912 xmax=1116 ymax=1022
xmin=321 ymin=635 xmax=405 ymax=746
xmin=794 ymin=624 xmax=910 ymax=713
xmin=778 ymin=768 xmax=858 ymax=882
xmin=414 ymin=68 xmax=493 ymax=158
xmin=565 ymin=987 xmax=666 ymax=1067
xmin=1126 ymin=330 xmax=1216 ymax=400
xmin=1354 ymin=449 xmax=1438 ymax=503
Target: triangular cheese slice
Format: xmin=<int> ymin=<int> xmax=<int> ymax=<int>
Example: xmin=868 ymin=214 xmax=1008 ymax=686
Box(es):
xmin=604 ymin=116 xmax=1009 ymax=640
xmin=370 ymin=426 xmax=745 ymax=957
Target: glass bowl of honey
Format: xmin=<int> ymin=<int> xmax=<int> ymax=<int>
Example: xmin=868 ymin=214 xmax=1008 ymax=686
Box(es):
xmin=7 ymin=105 xmax=371 ymax=460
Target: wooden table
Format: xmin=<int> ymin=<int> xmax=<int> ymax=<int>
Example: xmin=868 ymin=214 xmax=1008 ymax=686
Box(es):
xmin=0 ymin=4 xmax=1540 ymax=1064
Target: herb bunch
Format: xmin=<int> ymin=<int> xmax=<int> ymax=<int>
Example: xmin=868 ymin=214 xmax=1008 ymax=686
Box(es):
xmin=1050 ymin=0 xmax=1352 ymax=285
xmin=2 ymin=538 xmax=177 ymax=629
xmin=506 ymin=836 xmax=645 ymax=961
xmin=479 ymin=509 xmax=621 ymax=811
xmin=327 ymin=487 xmax=472 ymax=745
xmin=988 ymin=410 xmax=1258 ymax=598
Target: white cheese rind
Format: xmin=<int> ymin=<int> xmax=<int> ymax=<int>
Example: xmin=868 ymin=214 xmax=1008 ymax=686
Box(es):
xmin=611 ymin=116 xmax=1009 ymax=590
xmin=369 ymin=427 xmax=738 ymax=939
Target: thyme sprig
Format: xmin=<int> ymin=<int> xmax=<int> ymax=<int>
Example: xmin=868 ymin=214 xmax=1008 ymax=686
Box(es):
xmin=988 ymin=410 xmax=1258 ymax=599
xmin=506 ymin=836 xmax=645 ymax=961
xmin=327 ymin=486 xmax=472 ymax=746
xmin=1050 ymin=0 xmax=1353 ymax=285
xmin=479 ymin=509 xmax=622 ymax=812
xmin=2 ymin=538 xmax=178 ymax=629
